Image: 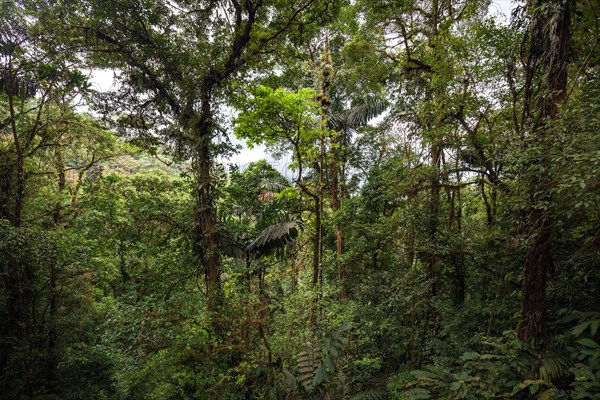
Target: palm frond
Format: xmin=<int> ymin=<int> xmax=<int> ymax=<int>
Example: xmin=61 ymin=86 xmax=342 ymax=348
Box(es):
xmin=328 ymin=96 xmax=389 ymax=131
xmin=246 ymin=220 xmax=299 ymax=256
xmin=540 ymin=350 xmax=573 ymax=381
xmin=261 ymin=180 xmax=288 ymax=193
xmin=346 ymin=97 xmax=389 ymax=128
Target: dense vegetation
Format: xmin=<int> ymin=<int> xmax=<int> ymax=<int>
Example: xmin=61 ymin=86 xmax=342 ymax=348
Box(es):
xmin=1 ymin=0 xmax=599 ymax=398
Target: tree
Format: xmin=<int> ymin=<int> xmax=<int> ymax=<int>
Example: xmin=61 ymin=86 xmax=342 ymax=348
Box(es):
xmin=235 ymin=85 xmax=324 ymax=287
xmin=517 ymin=0 xmax=575 ymax=344
xmin=2 ymin=0 xmax=600 ymax=397
xmin=0 ymin=3 xmax=106 ymax=394
xmin=79 ymin=0 xmax=341 ymax=312
xmin=319 ymin=31 xmax=389 ymax=298
xmin=0 ymin=0 xmax=89 ymax=227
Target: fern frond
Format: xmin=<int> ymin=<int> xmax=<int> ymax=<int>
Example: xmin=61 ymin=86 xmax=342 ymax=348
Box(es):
xmin=298 ymin=341 xmax=321 ymax=391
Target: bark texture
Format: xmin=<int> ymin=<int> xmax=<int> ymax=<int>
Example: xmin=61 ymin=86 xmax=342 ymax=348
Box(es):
xmin=517 ymin=0 xmax=574 ymax=343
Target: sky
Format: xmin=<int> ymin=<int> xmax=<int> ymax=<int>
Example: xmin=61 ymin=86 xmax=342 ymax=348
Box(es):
xmin=88 ymin=0 xmax=515 ymax=176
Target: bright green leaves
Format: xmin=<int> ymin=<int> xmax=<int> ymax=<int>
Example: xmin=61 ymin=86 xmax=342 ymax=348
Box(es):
xmin=234 ymin=84 xmax=336 ymax=183
xmin=235 ymin=85 xmax=320 ymax=148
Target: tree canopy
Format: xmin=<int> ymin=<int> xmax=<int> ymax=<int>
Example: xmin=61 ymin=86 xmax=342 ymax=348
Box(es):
xmin=1 ymin=0 xmax=600 ymax=398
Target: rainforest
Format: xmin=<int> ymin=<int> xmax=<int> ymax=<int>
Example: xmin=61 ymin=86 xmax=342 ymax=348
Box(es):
xmin=1 ymin=0 xmax=599 ymax=398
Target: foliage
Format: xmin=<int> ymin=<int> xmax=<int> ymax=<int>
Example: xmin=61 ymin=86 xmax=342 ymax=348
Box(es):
xmin=234 ymin=85 xmax=321 ymax=161
xmin=2 ymin=0 xmax=600 ymax=399
xmin=278 ymin=322 xmax=380 ymax=399
xmin=391 ymin=313 xmax=600 ymax=400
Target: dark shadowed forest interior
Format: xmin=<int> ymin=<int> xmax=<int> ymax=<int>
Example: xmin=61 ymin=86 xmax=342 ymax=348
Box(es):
xmin=1 ymin=0 xmax=600 ymax=398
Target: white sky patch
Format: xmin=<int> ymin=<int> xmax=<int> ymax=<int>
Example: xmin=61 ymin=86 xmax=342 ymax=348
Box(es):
xmin=89 ymin=69 xmax=117 ymax=92
xmin=226 ymin=139 xmax=268 ymax=167
xmin=489 ymin=0 xmax=516 ymax=25
xmin=225 ymin=138 xmax=293 ymax=178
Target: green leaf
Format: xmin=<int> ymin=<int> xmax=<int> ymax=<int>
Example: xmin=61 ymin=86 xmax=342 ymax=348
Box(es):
xmin=282 ymin=368 xmax=297 ymax=389
xmin=576 ymin=338 xmax=600 ymax=349
xmin=411 ymin=370 xmax=438 ymax=379
xmin=338 ymin=321 xmax=353 ymax=332
xmin=460 ymin=352 xmax=479 ymax=361
xmin=312 ymin=362 xmax=325 ymax=388
xmin=329 ymin=344 xmax=339 ymax=358
xmin=539 ymin=389 xmax=555 ymax=400
xmin=404 ymin=387 xmax=432 ymax=399
xmin=573 ymin=321 xmax=591 ymax=337
xmin=590 ymin=320 xmax=599 ymax=336
xmin=572 ymin=367 xmax=597 ymax=382
xmin=529 ymin=383 xmax=540 ymax=395
xmin=349 ymin=390 xmax=387 ymax=400
xmin=325 ymin=354 xmax=335 ymax=372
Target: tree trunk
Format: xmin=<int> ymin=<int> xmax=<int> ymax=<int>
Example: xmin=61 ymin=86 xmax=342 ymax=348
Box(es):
xmin=53 ymin=146 xmax=66 ymax=225
xmin=427 ymin=145 xmax=441 ymax=297
xmin=7 ymin=77 xmax=25 ymax=228
xmin=450 ymin=188 xmax=465 ymax=305
xmin=193 ymin=122 xmax=221 ymax=312
xmin=312 ymin=195 xmax=322 ymax=288
xmin=44 ymin=145 xmax=66 ymax=393
xmin=1 ymin=71 xmax=33 ymax=378
xmin=518 ymin=212 xmax=552 ymax=342
xmin=330 ymin=131 xmax=346 ymax=298
xmin=517 ymin=0 xmax=573 ymax=343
